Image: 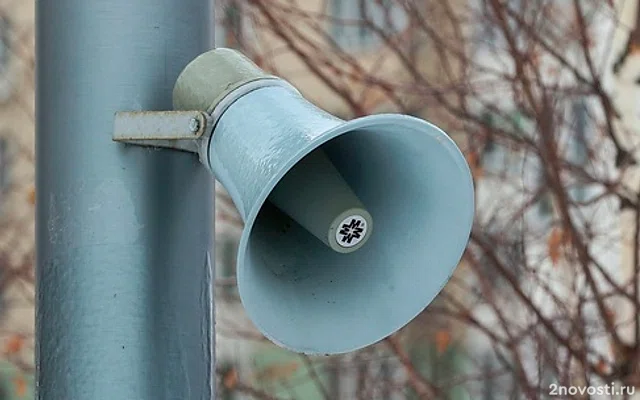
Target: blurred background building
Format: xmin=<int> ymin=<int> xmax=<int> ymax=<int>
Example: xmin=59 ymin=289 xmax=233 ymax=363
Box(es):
xmin=213 ymin=0 xmax=640 ymax=398
xmin=0 ymin=0 xmax=638 ymax=399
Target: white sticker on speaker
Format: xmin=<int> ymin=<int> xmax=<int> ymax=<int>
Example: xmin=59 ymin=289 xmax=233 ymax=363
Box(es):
xmin=336 ymin=215 xmax=368 ymax=248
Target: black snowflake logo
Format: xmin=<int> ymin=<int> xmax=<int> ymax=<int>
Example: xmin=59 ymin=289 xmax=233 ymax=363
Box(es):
xmin=339 ymin=218 xmax=364 ymax=244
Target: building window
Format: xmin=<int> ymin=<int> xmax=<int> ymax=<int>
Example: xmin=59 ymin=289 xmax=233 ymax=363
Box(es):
xmin=215 ymin=0 xmax=244 ymax=49
xmin=472 ymin=223 xmax=525 ymax=291
xmin=224 ymin=1 xmax=243 ymax=49
xmin=478 ymin=108 xmax=528 ymax=178
xmin=538 ymin=100 xmax=590 ymax=214
xmin=480 ymin=111 xmax=496 ymax=164
xmin=0 ymin=14 xmax=12 ymax=103
xmin=0 ymin=15 xmax=8 ymax=71
xmin=475 ymin=0 xmax=523 ymax=47
xmin=537 ymin=172 xmax=553 ymax=217
xmin=570 ymin=100 xmax=589 ymax=202
xmin=0 ymin=136 xmax=11 ymax=216
xmin=330 ymin=0 xmax=407 ymax=51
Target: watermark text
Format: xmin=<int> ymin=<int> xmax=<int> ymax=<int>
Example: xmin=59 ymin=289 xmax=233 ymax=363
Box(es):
xmin=549 ymin=383 xmax=635 ymax=396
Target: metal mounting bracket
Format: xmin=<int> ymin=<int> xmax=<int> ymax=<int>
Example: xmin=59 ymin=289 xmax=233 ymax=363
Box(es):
xmin=113 ymin=110 xmax=213 ymax=154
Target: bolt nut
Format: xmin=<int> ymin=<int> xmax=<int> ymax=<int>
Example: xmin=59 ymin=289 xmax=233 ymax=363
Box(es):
xmin=188 ymin=117 xmax=200 ymax=133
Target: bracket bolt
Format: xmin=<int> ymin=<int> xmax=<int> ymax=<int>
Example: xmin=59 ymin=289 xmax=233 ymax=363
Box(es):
xmin=188 ymin=117 xmax=200 ymax=133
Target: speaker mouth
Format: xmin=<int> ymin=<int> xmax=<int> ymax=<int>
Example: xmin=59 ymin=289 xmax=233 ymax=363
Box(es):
xmin=233 ymin=113 xmax=474 ymax=355
xmin=201 ymin=81 xmax=475 ymax=355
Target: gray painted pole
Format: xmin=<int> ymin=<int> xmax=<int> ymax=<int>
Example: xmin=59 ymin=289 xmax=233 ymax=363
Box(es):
xmin=36 ymin=1 xmax=214 ymax=399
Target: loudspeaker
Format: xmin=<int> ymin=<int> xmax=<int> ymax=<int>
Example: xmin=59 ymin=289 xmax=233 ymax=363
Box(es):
xmin=173 ymin=49 xmax=475 ymax=355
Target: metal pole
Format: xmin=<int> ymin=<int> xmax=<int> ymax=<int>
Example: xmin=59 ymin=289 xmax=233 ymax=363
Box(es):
xmin=36 ymin=1 xmax=214 ymax=399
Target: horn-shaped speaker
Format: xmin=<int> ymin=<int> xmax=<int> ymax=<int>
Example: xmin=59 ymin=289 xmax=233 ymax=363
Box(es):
xmin=173 ymin=49 xmax=475 ymax=354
